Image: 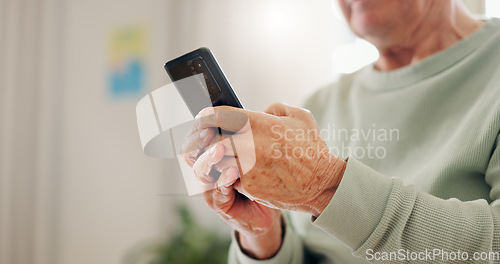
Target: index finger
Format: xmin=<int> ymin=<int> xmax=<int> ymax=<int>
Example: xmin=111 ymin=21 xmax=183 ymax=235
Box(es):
xmin=193 ymin=106 xmax=253 ymax=134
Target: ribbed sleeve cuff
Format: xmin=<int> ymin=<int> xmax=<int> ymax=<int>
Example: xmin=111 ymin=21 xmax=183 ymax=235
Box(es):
xmin=312 ymin=158 xmax=394 ymax=250
xmin=228 ymin=216 xmax=303 ymax=264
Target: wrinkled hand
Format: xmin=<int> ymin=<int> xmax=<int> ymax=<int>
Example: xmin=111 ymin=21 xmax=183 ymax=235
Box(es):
xmin=205 ymin=103 xmax=346 ymax=217
xmin=179 ymin=102 xmax=346 ymax=259
xmin=179 ymin=111 xmax=282 ymax=259
xmin=192 ymin=103 xmax=346 ymax=216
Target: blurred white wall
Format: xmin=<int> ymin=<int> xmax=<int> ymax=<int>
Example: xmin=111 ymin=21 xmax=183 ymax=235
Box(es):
xmin=160 ymin=0 xmax=361 ymax=256
xmin=165 ymin=0 xmax=353 ymax=112
xmin=1 ymin=0 xmax=67 ymax=263
xmin=485 ymin=0 xmax=500 ymax=17
xmin=56 ymin=0 xmax=171 ymax=263
xmin=0 ymin=1 xmax=356 ymax=263
xmin=463 ymin=0 xmax=485 ymax=14
xmin=1 ymin=0 xmax=173 ymax=263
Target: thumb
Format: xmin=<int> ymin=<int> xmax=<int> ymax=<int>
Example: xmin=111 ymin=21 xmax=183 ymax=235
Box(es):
xmin=265 ymin=102 xmax=311 ymax=119
xmin=212 ymin=167 xmax=239 ymax=214
xmin=264 ymin=102 xmax=294 ymax=116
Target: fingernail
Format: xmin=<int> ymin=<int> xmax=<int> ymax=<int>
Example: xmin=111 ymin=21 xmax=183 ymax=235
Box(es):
xmin=224 ymin=167 xmax=238 ymax=187
xmin=199 ymin=129 xmax=208 ymax=139
xmin=223 ymin=178 xmax=235 ymax=188
xmin=221 ymin=186 xmax=231 ymax=195
xmin=209 ymin=144 xmax=219 ymax=157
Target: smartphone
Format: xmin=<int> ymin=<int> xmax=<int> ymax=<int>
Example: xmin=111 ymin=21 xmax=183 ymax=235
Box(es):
xmin=164 ymin=47 xmax=243 ymax=116
xmin=165 ymin=48 xmax=246 ymax=189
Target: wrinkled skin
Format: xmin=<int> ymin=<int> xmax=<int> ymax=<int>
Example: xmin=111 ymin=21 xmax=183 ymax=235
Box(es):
xmin=179 ymin=0 xmax=483 ymax=259
xmin=180 ymin=103 xmax=346 ymax=258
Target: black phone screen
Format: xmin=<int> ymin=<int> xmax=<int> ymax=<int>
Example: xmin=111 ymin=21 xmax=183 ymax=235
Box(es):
xmin=165 ymin=48 xmax=243 ymax=117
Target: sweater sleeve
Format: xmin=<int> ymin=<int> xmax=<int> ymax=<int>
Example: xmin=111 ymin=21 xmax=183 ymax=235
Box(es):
xmin=227 ymin=213 xmax=304 ymax=264
xmin=313 ymin=133 xmax=500 ymax=263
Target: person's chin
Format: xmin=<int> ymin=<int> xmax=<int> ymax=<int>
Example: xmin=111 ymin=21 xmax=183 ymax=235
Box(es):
xmin=350 ymin=15 xmax=383 ymax=35
xmin=349 ymin=0 xmax=379 ymax=11
xmin=349 ymin=0 xmax=385 ymax=22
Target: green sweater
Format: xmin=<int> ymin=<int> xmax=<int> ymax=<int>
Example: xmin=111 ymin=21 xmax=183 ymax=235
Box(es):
xmin=229 ymin=18 xmax=500 ymax=263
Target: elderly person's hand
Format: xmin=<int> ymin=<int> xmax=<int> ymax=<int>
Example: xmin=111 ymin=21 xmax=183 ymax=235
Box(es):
xmin=180 ymin=103 xmax=347 ymax=259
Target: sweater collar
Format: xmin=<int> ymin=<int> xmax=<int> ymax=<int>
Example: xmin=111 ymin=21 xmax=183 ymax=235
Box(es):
xmin=359 ymin=18 xmax=500 ymax=91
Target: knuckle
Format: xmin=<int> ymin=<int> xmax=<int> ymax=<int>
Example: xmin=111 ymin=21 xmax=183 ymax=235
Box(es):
xmin=264 ymin=102 xmax=281 ymax=113
xmin=270 ymin=102 xmax=284 ymax=109
xmin=301 ymin=107 xmax=313 ymax=116
xmin=269 ymin=116 xmax=283 ymax=128
xmin=197 ymin=107 xmax=214 ymax=118
xmin=212 ymin=197 xmax=226 ymax=213
xmin=193 ymin=161 xmax=208 ymax=180
xmin=182 ymin=155 xmax=195 ymax=167
xmin=203 ymin=192 xmax=215 ymax=209
xmin=193 ymin=157 xmax=202 ymax=171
